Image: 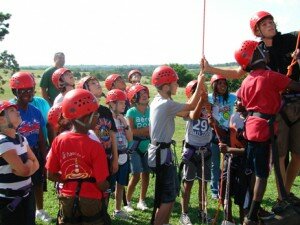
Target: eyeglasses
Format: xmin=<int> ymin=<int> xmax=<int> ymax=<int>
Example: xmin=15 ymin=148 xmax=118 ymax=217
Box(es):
xmin=17 ymin=88 xmax=34 ymax=95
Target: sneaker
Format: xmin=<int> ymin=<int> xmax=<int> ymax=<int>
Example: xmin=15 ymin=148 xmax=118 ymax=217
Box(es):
xmin=198 ymin=210 xmax=212 ymax=224
xmin=272 ymin=199 xmax=290 ymax=214
xmin=221 ymin=220 xmax=236 ymax=225
xmin=36 ymin=209 xmax=53 ymax=223
xmin=257 ymin=207 xmax=275 ymax=220
xmin=243 ymin=217 xmax=258 ymax=225
xmin=180 ymin=213 xmax=193 ymax=225
xmin=124 ymin=204 xmax=134 ymax=213
xmin=288 ymin=193 xmax=300 ymax=206
xmin=137 ymin=201 xmax=149 ymax=211
xmin=113 ymin=210 xmax=130 ymax=220
xmin=211 ymin=193 xmax=219 ymax=200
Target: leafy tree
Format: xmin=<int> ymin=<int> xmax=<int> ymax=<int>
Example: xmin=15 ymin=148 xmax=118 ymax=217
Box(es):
xmin=169 ymin=63 xmax=196 ymax=87
xmin=0 ymin=12 xmax=20 ymax=93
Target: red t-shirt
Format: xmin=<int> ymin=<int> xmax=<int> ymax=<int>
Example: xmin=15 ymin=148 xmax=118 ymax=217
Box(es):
xmin=45 ymin=132 xmax=109 ymax=199
xmin=241 ymin=69 xmax=291 ymax=142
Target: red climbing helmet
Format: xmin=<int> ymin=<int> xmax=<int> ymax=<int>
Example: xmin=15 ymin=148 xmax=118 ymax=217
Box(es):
xmin=10 ymin=72 xmax=35 ymax=89
xmin=250 ymin=11 xmax=273 ymax=35
xmin=151 ymin=65 xmax=178 ymax=87
xmin=234 ymin=40 xmax=259 ymax=70
xmin=185 ymin=80 xmax=198 ymax=98
xmin=48 ymin=104 xmax=63 ymax=131
xmin=128 ymin=69 xmax=142 ymax=82
xmin=104 ymin=74 xmax=121 ymax=91
xmin=52 ymin=67 xmax=71 ymax=89
xmin=62 ymin=89 xmax=98 ymax=120
xmin=127 ymin=83 xmax=149 ymax=102
xmin=76 ymin=76 xmax=98 ymax=89
xmin=106 ymin=89 xmax=127 ymax=104
xmin=210 ymin=74 xmax=226 ymax=85
xmin=0 ymin=101 xmax=18 ymax=114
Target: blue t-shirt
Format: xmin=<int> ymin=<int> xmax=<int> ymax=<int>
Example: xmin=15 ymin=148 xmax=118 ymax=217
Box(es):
xmin=208 ymin=93 xmax=236 ymax=130
xmin=30 ymin=96 xmax=50 ymax=143
xmin=16 ymin=104 xmax=45 ymax=148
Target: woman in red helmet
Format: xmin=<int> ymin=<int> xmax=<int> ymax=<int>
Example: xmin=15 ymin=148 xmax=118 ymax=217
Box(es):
xmin=202 ymin=10 xmax=300 ymax=213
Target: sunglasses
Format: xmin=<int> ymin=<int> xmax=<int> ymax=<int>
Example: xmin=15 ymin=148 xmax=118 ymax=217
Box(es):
xmin=17 ymin=88 xmax=35 ymax=95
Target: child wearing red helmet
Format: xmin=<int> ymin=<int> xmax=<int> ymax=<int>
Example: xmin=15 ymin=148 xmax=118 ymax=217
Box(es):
xmin=202 ymin=12 xmax=300 ymax=211
xmin=9 ymin=71 xmax=52 ymax=222
xmin=149 ymin=65 xmax=205 ymax=225
xmin=45 ymin=89 xmax=109 ymax=224
xmin=0 ymin=101 xmax=39 ymax=225
xmin=234 ymin=40 xmax=300 ymax=225
xmin=179 ymin=80 xmax=213 ymax=225
xmin=106 ymin=89 xmax=133 ymax=220
xmin=124 ymin=84 xmax=151 ymax=213
xmin=126 ymin=69 xmax=143 ymax=92
xmin=52 ymin=67 xmax=75 ymax=105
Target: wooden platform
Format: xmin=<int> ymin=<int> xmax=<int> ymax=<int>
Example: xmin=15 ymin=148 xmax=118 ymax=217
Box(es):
xmin=262 ymin=206 xmax=300 ymax=225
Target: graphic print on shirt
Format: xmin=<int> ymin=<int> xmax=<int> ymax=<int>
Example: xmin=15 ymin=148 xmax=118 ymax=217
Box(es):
xmin=18 ymin=120 xmax=40 ymax=138
xmin=61 ymin=153 xmax=91 ymax=179
xmin=96 ymin=118 xmax=112 ymax=149
xmin=190 ymin=108 xmax=211 ymax=137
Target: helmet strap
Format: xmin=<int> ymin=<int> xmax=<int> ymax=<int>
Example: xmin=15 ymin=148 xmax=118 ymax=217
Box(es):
xmin=74 ymin=112 xmax=95 ymax=129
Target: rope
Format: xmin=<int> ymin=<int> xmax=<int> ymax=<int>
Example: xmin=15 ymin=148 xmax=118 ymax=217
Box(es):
xmin=212 ymin=153 xmax=225 ymax=225
xmin=286 ymin=31 xmax=300 ymax=77
xmin=223 ymin=154 xmax=232 ymax=222
xmin=202 ymin=0 xmax=206 ymax=57
xmin=201 ymin=148 xmax=209 ymax=225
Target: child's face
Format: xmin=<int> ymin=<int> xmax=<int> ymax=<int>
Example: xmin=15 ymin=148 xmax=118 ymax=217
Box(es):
xmin=235 ymin=98 xmax=246 ymax=112
xmin=110 ymin=100 xmax=126 ymax=114
xmin=216 ymin=79 xmax=227 ymax=95
xmin=61 ymin=72 xmax=75 ymax=86
xmin=169 ymin=81 xmax=179 ymax=95
xmin=256 ymin=17 xmax=276 ymax=38
xmin=130 ymin=73 xmax=141 ymax=84
xmin=113 ymin=77 xmax=126 ymax=91
xmin=137 ymin=90 xmax=149 ymax=104
xmin=16 ymin=87 xmax=35 ymax=103
xmin=87 ymin=79 xmax=102 ymax=98
xmin=1 ymin=106 xmax=22 ymax=128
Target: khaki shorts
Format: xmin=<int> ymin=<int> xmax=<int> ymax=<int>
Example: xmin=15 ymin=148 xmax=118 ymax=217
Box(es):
xmin=276 ymin=101 xmax=300 ymax=157
xmin=58 ymin=196 xmax=104 ymax=225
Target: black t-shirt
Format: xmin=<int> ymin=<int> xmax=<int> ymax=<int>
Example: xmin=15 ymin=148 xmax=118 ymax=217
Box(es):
xmin=96 ymin=105 xmax=117 ymax=150
xmin=267 ymin=31 xmax=300 ymax=82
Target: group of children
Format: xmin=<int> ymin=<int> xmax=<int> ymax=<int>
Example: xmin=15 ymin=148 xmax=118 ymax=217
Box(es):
xmin=0 ymin=10 xmax=299 ymax=225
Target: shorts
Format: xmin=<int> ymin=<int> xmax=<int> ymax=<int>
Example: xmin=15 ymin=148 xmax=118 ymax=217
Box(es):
xmin=114 ymin=160 xmax=130 ymax=186
xmin=277 ymin=101 xmax=300 ymax=157
xmin=182 ymin=157 xmax=211 ymax=182
xmin=247 ymin=141 xmax=270 ymax=179
xmin=221 ymin=154 xmax=252 ymax=206
xmin=0 ymin=190 xmax=35 ymax=225
xmin=58 ymin=196 xmax=104 ymax=225
xmin=129 ymin=151 xmax=150 ymax=174
xmin=31 ymin=146 xmax=45 ymax=186
xmin=160 ymin=164 xmax=179 ymax=204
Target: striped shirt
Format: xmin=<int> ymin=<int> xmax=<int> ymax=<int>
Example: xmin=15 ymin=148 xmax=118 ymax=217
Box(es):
xmin=0 ymin=134 xmax=32 ymax=198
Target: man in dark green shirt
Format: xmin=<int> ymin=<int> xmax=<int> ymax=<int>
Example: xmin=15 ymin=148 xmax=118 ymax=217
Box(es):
xmin=40 ymin=52 xmax=65 ymax=105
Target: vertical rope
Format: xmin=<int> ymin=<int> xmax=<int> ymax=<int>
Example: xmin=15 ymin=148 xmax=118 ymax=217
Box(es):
xmin=202 ymin=0 xmax=206 ymax=57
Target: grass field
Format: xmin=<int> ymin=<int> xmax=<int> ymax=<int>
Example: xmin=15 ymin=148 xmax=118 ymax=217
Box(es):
xmin=0 ymin=70 xmax=299 ymax=225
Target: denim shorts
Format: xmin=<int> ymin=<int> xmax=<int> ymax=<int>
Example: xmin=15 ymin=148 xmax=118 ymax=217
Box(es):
xmin=160 ymin=164 xmax=179 ymax=204
xmin=247 ymin=141 xmax=270 ymax=179
xmin=129 ymin=151 xmax=150 ymax=174
xmin=114 ymin=160 xmax=130 ymax=186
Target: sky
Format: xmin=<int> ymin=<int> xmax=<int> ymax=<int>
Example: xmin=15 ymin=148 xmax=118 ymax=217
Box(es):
xmin=0 ymin=0 xmax=299 ymax=66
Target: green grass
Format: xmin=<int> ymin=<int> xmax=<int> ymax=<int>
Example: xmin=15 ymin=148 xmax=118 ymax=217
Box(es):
xmin=0 ymin=70 xmax=299 ymax=225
